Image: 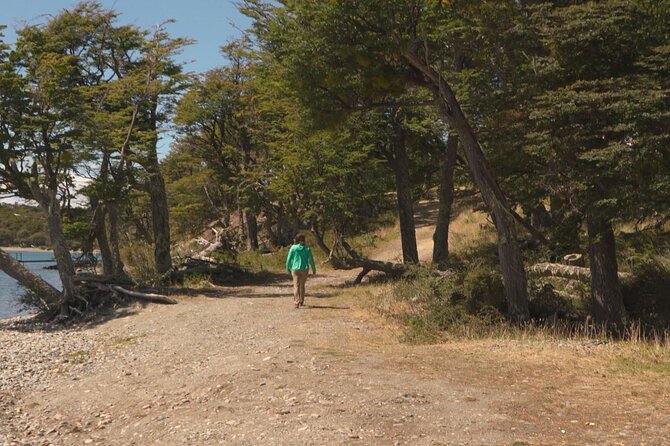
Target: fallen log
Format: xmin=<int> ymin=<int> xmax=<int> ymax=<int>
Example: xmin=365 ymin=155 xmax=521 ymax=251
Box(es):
xmin=329 ymin=256 xmax=406 ymax=277
xmin=312 ymin=232 xmax=407 ymax=282
xmin=528 ymin=263 xmax=632 ymax=283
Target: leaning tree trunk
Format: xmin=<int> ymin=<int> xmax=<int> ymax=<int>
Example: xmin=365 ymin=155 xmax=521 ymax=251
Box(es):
xmin=404 ymin=49 xmax=529 ymax=321
xmin=0 ymin=248 xmax=61 ymax=306
xmin=586 ymin=212 xmax=626 ymax=327
xmin=389 ymin=110 xmax=419 ymax=264
xmin=432 ymin=133 xmax=459 ymax=270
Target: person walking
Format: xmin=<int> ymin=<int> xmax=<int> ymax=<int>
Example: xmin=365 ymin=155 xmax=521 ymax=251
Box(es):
xmin=285 ymin=234 xmax=316 ymax=309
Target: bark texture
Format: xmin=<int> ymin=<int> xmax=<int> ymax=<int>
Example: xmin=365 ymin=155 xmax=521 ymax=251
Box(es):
xmin=245 ymin=211 xmax=259 ymax=251
xmin=587 ymin=213 xmax=627 ymax=326
xmin=528 ymin=262 xmax=632 ymax=283
xmin=145 ymin=103 xmax=172 ymax=275
xmin=388 ymin=110 xmax=419 ymax=264
xmin=45 ymin=199 xmax=77 ymax=315
xmin=404 ymin=49 xmax=529 ymax=320
xmin=432 ymin=133 xmax=459 ymax=269
xmin=107 ymin=202 xmax=129 ymax=280
xmin=148 ymin=170 xmax=172 ymax=274
xmin=92 ymin=200 xmax=114 ymax=276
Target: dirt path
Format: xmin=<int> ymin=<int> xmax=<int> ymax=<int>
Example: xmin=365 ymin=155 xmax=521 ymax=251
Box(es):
xmin=1 ymin=271 xmax=669 ymax=445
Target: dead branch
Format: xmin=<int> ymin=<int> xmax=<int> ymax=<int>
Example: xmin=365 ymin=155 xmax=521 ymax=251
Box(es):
xmin=109 ymin=286 xmax=177 ymax=304
xmin=529 ymin=263 xmax=632 ymax=283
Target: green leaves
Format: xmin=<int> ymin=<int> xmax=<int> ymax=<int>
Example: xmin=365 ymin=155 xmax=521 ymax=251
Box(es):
xmin=525 ymin=1 xmax=670 ymax=222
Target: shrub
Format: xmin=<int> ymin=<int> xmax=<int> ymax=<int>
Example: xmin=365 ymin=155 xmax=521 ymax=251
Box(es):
xmin=528 ymin=283 xmax=587 ymax=321
xmin=380 ymin=264 xmax=507 ymax=342
xmin=462 ymin=267 xmax=506 ymax=314
xmin=623 ymin=256 xmax=670 ymax=329
xmin=121 ymin=242 xmax=159 ymax=286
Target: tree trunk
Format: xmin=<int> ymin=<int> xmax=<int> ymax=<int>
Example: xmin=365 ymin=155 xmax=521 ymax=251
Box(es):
xmin=403 ymin=50 xmax=529 ymax=320
xmin=145 ymin=102 xmax=172 ymax=275
xmin=432 ymin=133 xmax=459 ymax=270
xmin=0 ymin=248 xmax=61 ymax=305
xmin=587 ymin=213 xmax=627 ymax=327
xmin=245 ymin=210 xmax=259 ymax=251
xmin=389 ymin=110 xmax=419 ymax=264
xmin=92 ymin=201 xmax=114 ymax=276
xmin=45 ymin=199 xmax=77 ymax=315
xmin=107 ymin=202 xmax=129 ymax=280
xmin=148 ymin=171 xmax=172 ymax=274
xmin=264 ymin=212 xmax=281 ymax=247
xmin=311 ymin=226 xmax=332 ymax=256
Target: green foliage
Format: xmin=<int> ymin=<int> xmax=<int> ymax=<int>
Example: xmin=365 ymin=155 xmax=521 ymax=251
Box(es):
xmin=623 ymin=256 xmax=670 ymax=329
xmin=523 ymin=1 xmax=670 ymax=223
xmin=120 ymin=241 xmax=159 ymax=286
xmin=0 ymin=205 xmax=49 ymax=247
xmin=382 ymin=263 xmax=508 ymax=342
xmin=162 ymin=144 xmax=222 ymax=238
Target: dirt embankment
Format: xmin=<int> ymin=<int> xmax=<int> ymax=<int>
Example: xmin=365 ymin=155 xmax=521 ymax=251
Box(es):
xmin=1 ymin=269 xmax=669 ymax=446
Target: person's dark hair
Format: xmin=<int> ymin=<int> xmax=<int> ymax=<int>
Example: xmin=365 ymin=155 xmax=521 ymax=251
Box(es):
xmin=294 ymin=234 xmax=306 ymax=244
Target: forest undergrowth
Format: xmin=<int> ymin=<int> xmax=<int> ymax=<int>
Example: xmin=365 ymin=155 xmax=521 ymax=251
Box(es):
xmin=361 ymin=219 xmax=670 ymax=348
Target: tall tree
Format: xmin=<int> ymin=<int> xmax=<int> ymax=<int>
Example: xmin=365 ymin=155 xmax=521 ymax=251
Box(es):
xmin=134 ymin=22 xmax=192 ymax=274
xmin=0 ymin=5 xmax=117 ymax=313
xmin=525 ymin=0 xmax=670 ymax=325
xmin=243 ymin=0 xmax=530 ymax=319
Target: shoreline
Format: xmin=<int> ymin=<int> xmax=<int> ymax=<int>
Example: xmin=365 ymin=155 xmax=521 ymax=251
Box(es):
xmin=0 ymin=246 xmax=52 ymax=253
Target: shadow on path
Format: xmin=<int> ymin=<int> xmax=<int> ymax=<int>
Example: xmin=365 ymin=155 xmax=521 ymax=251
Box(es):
xmin=299 ymin=304 xmax=350 ymax=310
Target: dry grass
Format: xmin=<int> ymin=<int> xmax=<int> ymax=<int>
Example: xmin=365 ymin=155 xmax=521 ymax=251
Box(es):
xmin=447 ymin=209 xmax=496 ymax=254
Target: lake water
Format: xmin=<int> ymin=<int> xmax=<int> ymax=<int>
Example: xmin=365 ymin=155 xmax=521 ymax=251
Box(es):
xmin=0 ymin=250 xmax=62 ymax=319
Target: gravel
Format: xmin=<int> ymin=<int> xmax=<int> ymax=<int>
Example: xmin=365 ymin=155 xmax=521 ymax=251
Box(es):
xmin=0 ymin=315 xmax=97 ymax=445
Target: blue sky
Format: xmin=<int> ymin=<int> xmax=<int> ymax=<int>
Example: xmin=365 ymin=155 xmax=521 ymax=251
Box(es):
xmin=1 ymin=0 xmax=252 ymax=74
xmin=1 ymin=0 xmax=252 ymax=158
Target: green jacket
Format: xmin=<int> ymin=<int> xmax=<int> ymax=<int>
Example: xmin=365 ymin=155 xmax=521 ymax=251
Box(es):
xmin=286 ymin=243 xmax=316 ymax=273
